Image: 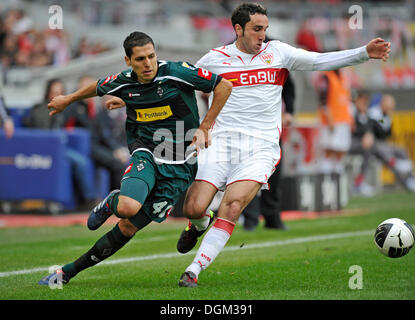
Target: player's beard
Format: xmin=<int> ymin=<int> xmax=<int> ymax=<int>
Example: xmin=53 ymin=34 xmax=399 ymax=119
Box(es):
xmin=241 ymin=30 xmax=262 ymax=54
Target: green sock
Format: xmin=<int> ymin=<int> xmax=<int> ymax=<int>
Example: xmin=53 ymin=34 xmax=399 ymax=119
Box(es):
xmin=62 ymin=224 xmax=131 ymax=278
xmin=107 ymin=191 xmax=121 ymax=218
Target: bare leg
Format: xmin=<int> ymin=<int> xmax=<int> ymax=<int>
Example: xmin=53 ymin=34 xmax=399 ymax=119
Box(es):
xmin=183 ymin=180 xmax=218 ymax=219
xmin=217 ymin=180 xmax=262 ymax=223
xmin=176 ymin=181 xmax=219 ymax=254
xmin=183 ymin=181 xmax=261 ymax=280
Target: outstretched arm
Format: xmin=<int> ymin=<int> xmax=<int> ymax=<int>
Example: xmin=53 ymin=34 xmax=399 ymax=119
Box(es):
xmin=281 ymin=38 xmax=391 ymax=71
xmin=48 ymin=81 xmax=98 ymax=116
xmin=312 ymin=38 xmax=391 ymax=70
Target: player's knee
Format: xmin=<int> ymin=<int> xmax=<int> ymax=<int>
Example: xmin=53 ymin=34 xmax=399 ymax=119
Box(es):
xmin=223 ymin=200 xmax=243 ymax=223
xmin=117 ymin=197 xmax=141 ymax=218
xmin=118 ymin=219 xmax=138 ymax=238
xmin=183 ymin=198 xmax=205 ymax=219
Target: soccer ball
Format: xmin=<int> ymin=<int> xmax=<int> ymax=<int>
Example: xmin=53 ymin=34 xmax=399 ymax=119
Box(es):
xmin=374 ymin=218 xmax=414 ymax=258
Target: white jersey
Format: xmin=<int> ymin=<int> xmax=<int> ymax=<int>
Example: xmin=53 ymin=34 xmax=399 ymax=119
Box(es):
xmin=196 ymin=40 xmax=369 ymax=144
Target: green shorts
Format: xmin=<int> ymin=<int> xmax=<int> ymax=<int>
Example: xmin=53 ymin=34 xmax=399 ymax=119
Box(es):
xmin=121 ymin=151 xmax=197 ymax=224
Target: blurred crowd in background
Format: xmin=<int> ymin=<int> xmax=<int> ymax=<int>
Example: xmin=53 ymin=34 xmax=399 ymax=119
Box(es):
xmin=0 ymin=8 xmax=111 ymax=70
xmin=1 ymin=0 xmax=414 ymax=88
xmin=0 ymin=0 xmax=415 ymax=213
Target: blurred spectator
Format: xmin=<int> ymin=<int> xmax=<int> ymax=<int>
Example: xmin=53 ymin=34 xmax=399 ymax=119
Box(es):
xmin=0 ymin=9 xmax=51 ymax=68
xmin=100 ymin=95 xmax=127 ymax=146
xmin=295 ymin=20 xmax=322 ymax=52
xmin=0 ymin=33 xmax=18 ymax=68
xmin=74 ymin=37 xmax=111 ymax=59
xmin=44 ymin=29 xmax=71 ymax=66
xmin=23 ymin=78 xmax=65 ymax=128
xmin=349 ymin=92 xmax=415 ymax=195
xmin=95 ymin=95 xmax=130 ymax=164
xmin=63 ymin=75 xmax=127 ymax=191
xmin=0 ymin=87 xmax=14 ymax=139
xmin=368 ymin=94 xmax=415 ymax=192
xmin=25 ymin=31 xmax=53 ymax=67
xmin=349 ymin=91 xmax=377 ymax=196
xmin=369 ymin=94 xmax=395 ymax=140
xmin=0 ymin=8 xmax=111 ymax=73
xmin=23 ymin=78 xmax=98 ymax=207
xmin=316 ymin=69 xmax=353 ymax=175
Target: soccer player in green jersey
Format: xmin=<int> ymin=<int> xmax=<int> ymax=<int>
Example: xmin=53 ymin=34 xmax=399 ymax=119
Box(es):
xmin=38 ymin=31 xmax=232 ymax=286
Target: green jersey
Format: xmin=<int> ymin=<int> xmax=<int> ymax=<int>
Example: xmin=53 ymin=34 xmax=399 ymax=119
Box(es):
xmin=96 ymin=60 xmax=221 ymax=163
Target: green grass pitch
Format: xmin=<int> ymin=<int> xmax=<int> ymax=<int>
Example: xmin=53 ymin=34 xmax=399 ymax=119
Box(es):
xmin=0 ymin=191 xmax=414 ymax=300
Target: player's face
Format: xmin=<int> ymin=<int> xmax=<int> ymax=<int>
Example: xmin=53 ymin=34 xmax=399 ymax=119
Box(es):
xmin=237 ymin=13 xmax=268 ymax=54
xmin=125 ymin=43 xmax=158 ymax=83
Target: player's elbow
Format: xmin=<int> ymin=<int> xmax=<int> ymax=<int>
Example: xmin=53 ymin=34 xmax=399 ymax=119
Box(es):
xmin=216 ymin=78 xmax=232 ymax=96
xmin=222 ymin=79 xmax=233 ymax=94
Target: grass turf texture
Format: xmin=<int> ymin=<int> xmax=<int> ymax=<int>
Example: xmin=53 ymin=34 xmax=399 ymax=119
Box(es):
xmin=0 ymin=191 xmax=414 ymax=300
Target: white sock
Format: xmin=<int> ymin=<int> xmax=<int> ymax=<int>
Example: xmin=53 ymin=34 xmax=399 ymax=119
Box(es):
xmin=189 ymin=210 xmax=213 ymax=232
xmin=186 ymin=218 xmax=235 ymax=278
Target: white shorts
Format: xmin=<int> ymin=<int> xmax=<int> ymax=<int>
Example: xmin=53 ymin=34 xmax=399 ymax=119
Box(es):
xmin=320 ymin=123 xmax=351 ymax=152
xmin=195 ymin=132 xmax=281 ymax=191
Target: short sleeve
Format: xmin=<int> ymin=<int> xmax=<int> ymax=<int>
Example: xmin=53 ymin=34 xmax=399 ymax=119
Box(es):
xmin=96 ymin=73 xmax=123 ymax=97
xmin=172 ymin=61 xmax=221 ymax=93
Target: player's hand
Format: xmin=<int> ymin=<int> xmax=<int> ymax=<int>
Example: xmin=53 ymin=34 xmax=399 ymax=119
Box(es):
xmin=366 ymin=38 xmax=391 ymax=62
xmin=48 ymin=95 xmax=70 ymax=116
xmin=190 ymin=127 xmax=211 ymax=155
xmin=105 ymin=97 xmax=126 ymax=110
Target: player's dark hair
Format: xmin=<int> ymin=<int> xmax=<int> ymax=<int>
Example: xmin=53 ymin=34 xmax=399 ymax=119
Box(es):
xmin=123 ymin=32 xmax=155 ymax=57
xmin=231 ymin=2 xmax=267 ymax=30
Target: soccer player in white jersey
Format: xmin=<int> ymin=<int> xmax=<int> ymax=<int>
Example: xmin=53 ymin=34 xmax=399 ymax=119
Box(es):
xmin=175 ymin=2 xmax=391 ymax=287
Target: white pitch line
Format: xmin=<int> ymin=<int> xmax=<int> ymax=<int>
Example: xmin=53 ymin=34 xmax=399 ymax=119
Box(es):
xmin=0 ymin=229 xmax=373 ymax=279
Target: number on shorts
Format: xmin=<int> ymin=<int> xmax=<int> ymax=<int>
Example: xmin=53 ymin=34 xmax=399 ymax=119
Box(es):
xmin=153 ymin=201 xmax=173 ymax=218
